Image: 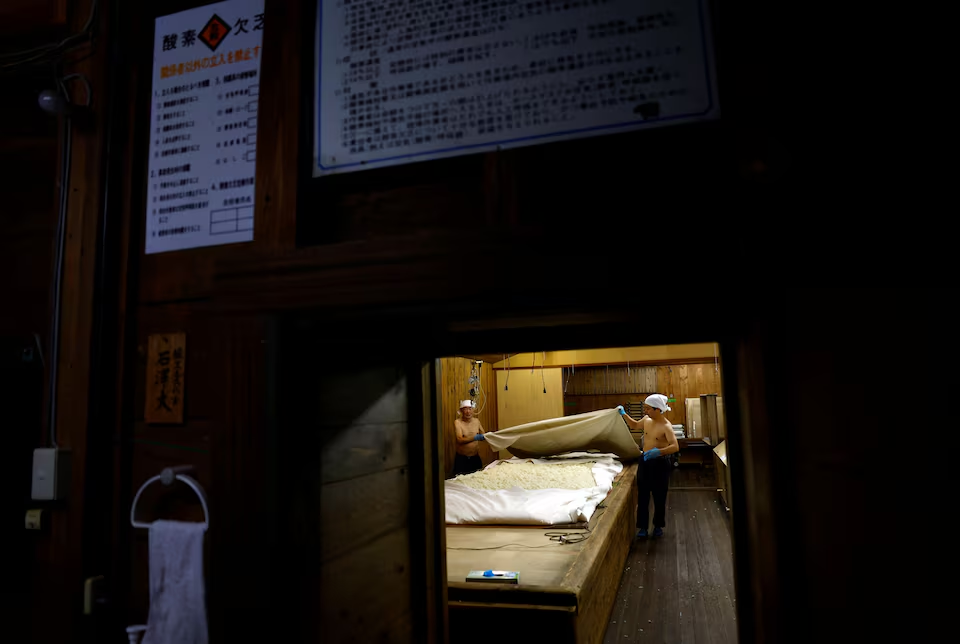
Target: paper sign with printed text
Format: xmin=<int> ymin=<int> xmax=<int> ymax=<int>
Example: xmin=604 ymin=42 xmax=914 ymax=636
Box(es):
xmin=146 ymin=0 xmax=264 ymax=254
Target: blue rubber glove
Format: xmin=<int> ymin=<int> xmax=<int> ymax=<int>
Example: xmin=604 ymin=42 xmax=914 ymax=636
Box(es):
xmin=474 ymin=434 xmax=486 ymax=441
xmin=616 ymin=405 xmax=626 ymax=415
xmin=643 ymin=448 xmax=661 ymax=461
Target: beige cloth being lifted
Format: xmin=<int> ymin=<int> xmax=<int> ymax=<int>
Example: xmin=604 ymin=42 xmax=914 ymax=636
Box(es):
xmin=484 ymin=408 xmax=642 ymax=461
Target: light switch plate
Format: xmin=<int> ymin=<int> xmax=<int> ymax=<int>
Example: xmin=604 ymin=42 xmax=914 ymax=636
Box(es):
xmin=25 ymin=509 xmax=42 ymax=530
xmin=32 ymin=448 xmax=71 ymax=500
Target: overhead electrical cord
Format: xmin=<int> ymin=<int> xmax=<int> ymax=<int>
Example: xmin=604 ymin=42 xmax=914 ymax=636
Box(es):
xmin=504 ymin=353 xmax=510 ymax=391
xmin=541 ymin=351 xmax=546 ymax=393
xmin=0 ymin=0 xmax=99 ymax=72
xmin=475 ymin=362 xmax=488 ymax=414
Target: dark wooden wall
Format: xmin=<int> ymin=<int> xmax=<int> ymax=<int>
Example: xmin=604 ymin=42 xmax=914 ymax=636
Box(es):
xmin=278 ymin=359 xmax=416 ymax=643
xmin=109 ymin=0 xmax=306 ymax=640
xmin=0 ymin=60 xmax=60 ymax=644
xmin=0 ymin=0 xmax=66 ymax=34
xmin=1 ymin=1 xmax=114 ymax=643
xmin=18 ymin=1 xmax=923 ymax=644
xmin=55 ymin=0 xmax=739 ymax=640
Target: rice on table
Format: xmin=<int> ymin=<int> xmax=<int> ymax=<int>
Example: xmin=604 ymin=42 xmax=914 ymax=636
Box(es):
xmin=454 ymin=461 xmax=597 ymax=490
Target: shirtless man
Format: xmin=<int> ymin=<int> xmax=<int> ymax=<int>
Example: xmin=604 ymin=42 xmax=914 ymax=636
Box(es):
xmin=453 ymin=400 xmax=487 ymax=476
xmin=618 ymin=394 xmax=680 ymax=538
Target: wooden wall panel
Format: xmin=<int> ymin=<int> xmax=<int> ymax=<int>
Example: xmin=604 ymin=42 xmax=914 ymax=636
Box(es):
xmin=320 ymin=467 xmax=410 ymax=564
xmin=657 ymin=363 xmax=723 ymax=428
xmin=278 ymin=363 xmax=415 ymax=644
xmin=562 ymin=365 xmax=657 ymax=395
xmin=319 ymin=529 xmax=414 ymax=643
xmin=494 ymin=345 xmax=718 ymax=369
xmin=0 ymin=133 xmax=57 ymax=339
xmin=563 ymin=363 xmax=723 ymax=428
xmin=12 ymin=1 xmax=113 ymax=640
xmin=438 ymin=357 xmax=498 ymax=476
xmin=496 ymin=367 xmax=564 ymax=430
xmin=0 ymin=0 xmax=66 ymax=33
xmin=0 ymin=78 xmax=59 ymax=644
xmin=563 ymin=394 xmax=651 ymax=417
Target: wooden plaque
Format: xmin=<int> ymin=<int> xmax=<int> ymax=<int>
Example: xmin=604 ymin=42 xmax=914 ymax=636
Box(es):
xmin=146 ymin=333 xmax=186 ymax=424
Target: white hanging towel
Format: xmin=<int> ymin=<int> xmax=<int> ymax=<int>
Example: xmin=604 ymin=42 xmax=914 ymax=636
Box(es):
xmin=142 ymin=520 xmax=208 ymax=644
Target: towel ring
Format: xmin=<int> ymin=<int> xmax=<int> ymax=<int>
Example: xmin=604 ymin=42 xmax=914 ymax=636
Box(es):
xmin=131 ymin=466 xmax=209 ymax=531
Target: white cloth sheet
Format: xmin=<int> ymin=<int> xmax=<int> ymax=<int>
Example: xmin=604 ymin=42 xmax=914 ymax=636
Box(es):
xmin=444 ymin=453 xmax=623 ymax=525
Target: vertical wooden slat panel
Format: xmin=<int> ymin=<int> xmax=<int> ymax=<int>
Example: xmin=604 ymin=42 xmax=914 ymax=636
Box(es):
xmin=557 ymin=363 xmax=722 ymax=428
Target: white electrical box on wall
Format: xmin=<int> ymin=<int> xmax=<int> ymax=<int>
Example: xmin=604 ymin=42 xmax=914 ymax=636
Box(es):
xmin=32 ymin=448 xmax=71 ymax=500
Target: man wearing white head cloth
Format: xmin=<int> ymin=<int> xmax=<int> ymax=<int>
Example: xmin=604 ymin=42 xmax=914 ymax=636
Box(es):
xmin=453 ymin=400 xmax=487 ymax=476
xmin=617 ymin=394 xmax=680 ymax=538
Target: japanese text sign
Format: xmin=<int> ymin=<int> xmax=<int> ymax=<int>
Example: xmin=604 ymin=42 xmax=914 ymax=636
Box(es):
xmin=314 ymin=0 xmax=717 ymax=175
xmin=146 ymin=0 xmax=265 ymax=254
xmin=146 ymin=333 xmax=186 ymax=424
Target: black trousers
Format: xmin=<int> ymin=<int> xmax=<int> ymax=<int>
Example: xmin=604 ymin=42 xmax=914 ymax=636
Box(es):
xmin=453 ymin=454 xmax=483 ymax=476
xmin=637 ymin=456 xmax=672 ymax=529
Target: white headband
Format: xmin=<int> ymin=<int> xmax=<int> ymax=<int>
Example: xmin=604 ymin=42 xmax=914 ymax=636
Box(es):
xmin=644 ymin=394 xmax=672 ymax=412
xmin=460 ymin=400 xmax=474 ymax=409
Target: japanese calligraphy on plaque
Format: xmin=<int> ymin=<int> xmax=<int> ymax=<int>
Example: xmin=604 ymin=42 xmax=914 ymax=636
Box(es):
xmin=313 ymin=0 xmax=718 ymax=176
xmin=146 ymin=0 xmax=265 ymax=254
xmin=146 ymin=333 xmax=186 ymax=424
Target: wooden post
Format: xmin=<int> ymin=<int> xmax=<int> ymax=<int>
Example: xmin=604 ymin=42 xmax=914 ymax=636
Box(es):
xmin=700 ymin=393 xmax=719 ymax=446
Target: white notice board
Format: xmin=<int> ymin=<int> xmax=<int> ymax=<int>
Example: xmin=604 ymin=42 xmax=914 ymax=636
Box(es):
xmin=145 ymin=0 xmax=264 ymax=255
xmin=314 ymin=0 xmax=717 ymax=176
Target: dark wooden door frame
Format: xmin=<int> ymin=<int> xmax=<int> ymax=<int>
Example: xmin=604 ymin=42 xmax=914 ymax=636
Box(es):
xmin=408 ymin=310 xmax=780 ymax=644
xmin=269 ymin=305 xmax=780 ymax=644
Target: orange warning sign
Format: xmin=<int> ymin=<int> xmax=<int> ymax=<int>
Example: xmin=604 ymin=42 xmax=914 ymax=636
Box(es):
xmin=198 ymin=14 xmax=231 ymax=51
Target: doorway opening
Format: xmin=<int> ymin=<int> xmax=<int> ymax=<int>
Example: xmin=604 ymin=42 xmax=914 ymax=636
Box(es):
xmin=437 ymin=344 xmax=737 ymax=644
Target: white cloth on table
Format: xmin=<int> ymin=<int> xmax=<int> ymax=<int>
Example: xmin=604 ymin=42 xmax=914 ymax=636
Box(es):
xmin=445 ymin=453 xmax=623 ymax=525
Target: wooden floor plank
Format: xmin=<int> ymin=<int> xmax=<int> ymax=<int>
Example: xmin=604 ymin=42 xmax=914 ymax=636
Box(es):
xmin=675 ymin=493 xmax=699 ymax=643
xmin=656 ymin=504 xmax=681 ymax=644
xmin=694 ymin=495 xmax=728 ymax=644
xmin=602 ymin=490 xmax=737 ymax=644
xmin=703 ymin=496 xmax=739 ymax=641
xmin=672 ymin=465 xmax=719 ymax=489
xmin=684 ymin=493 xmax=714 ymax=644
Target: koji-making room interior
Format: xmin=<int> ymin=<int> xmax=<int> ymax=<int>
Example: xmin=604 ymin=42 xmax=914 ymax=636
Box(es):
xmin=438 ymin=344 xmax=737 ymax=644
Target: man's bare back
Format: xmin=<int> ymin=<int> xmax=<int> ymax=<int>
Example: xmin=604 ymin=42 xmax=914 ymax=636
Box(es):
xmin=455 ymin=417 xmax=483 ymax=457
